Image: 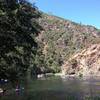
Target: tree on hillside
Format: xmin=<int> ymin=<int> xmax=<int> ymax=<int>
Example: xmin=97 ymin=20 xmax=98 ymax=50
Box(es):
xmin=0 ymin=0 xmax=42 ymax=80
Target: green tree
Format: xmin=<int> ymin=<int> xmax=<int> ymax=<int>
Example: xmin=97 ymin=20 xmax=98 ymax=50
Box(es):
xmin=0 ymin=0 xmax=42 ymax=80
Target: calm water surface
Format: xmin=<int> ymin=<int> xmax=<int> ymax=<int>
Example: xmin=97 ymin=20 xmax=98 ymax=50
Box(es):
xmin=0 ymin=76 xmax=100 ymax=100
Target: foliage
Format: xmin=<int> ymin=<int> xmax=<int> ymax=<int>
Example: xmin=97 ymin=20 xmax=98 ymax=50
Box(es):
xmin=37 ymin=13 xmax=100 ymax=73
xmin=1 ymin=1 xmax=100 ymax=79
xmin=79 ymin=73 xmax=83 ymax=78
xmin=0 ymin=0 xmax=42 ymax=79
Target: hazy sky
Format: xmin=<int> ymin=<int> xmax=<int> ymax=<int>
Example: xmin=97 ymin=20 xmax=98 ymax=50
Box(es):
xmin=30 ymin=0 xmax=100 ymax=29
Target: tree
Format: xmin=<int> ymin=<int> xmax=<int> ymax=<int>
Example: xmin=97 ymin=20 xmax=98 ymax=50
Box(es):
xmin=0 ymin=0 xmax=42 ymax=80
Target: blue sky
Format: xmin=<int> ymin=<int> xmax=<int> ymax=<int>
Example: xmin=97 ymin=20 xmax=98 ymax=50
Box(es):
xmin=30 ymin=0 xmax=100 ymax=29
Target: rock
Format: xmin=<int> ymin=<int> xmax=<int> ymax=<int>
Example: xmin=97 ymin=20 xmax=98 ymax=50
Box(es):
xmin=45 ymin=73 xmax=54 ymax=76
xmin=0 ymin=79 xmax=8 ymax=84
xmin=4 ymin=79 xmax=8 ymax=82
xmin=62 ymin=44 xmax=100 ymax=76
xmin=37 ymin=74 xmax=45 ymax=78
xmin=0 ymin=88 xmax=3 ymax=93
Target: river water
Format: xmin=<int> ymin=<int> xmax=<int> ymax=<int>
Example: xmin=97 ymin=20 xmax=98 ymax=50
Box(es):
xmin=0 ymin=76 xmax=100 ymax=100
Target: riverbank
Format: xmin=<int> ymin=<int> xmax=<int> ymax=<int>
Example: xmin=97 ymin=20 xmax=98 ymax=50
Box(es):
xmin=37 ymin=72 xmax=100 ymax=80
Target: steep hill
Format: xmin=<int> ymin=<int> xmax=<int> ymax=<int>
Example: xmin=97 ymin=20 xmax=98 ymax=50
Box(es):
xmin=62 ymin=44 xmax=100 ymax=76
xmin=36 ymin=13 xmax=100 ymax=74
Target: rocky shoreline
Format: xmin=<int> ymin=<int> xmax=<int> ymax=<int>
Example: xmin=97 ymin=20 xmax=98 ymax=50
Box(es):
xmin=37 ymin=72 xmax=100 ymax=80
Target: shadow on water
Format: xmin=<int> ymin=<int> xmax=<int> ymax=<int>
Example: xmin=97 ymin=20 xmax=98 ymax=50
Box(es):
xmin=0 ymin=76 xmax=100 ymax=100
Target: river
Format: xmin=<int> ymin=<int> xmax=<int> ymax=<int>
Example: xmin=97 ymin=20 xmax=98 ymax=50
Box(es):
xmin=0 ymin=76 xmax=100 ymax=100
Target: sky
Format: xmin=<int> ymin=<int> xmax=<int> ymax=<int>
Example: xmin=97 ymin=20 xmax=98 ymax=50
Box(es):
xmin=30 ymin=0 xmax=100 ymax=29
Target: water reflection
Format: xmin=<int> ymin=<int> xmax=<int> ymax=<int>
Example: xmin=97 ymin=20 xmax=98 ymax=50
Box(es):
xmin=0 ymin=76 xmax=100 ymax=100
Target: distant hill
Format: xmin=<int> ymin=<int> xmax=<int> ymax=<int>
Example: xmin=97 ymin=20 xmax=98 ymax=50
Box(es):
xmin=36 ymin=13 xmax=100 ymax=75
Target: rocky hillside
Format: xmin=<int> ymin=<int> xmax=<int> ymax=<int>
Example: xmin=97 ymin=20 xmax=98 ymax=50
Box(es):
xmin=62 ymin=44 xmax=100 ymax=76
xmin=36 ymin=13 xmax=100 ymax=74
